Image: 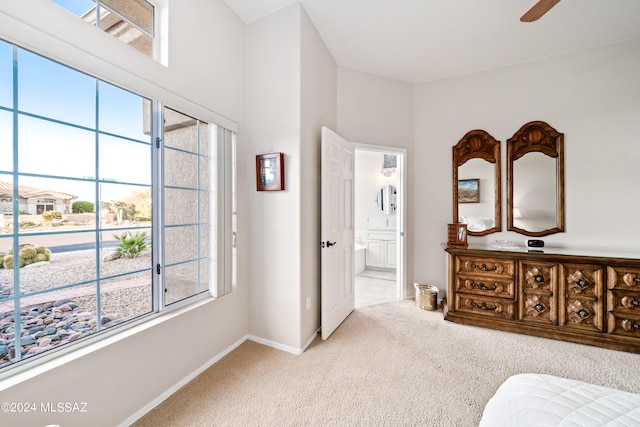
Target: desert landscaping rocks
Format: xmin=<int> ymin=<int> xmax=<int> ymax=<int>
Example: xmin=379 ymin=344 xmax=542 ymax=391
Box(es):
xmin=0 ymin=250 xmax=151 ymax=368
xmin=0 ymin=284 xmax=129 ymax=368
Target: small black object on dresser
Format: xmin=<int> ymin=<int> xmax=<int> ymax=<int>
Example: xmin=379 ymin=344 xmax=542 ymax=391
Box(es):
xmin=527 ymin=239 xmax=544 ymax=248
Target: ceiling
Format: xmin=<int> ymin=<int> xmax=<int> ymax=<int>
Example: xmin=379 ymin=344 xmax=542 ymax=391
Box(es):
xmin=223 ymin=0 xmax=640 ymax=84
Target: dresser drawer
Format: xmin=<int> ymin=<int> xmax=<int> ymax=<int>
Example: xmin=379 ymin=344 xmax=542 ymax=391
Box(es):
xmin=607 ymin=312 xmax=640 ymax=337
xmin=608 ymin=290 xmax=640 ymax=313
xmin=519 ymin=291 xmax=557 ymax=325
xmin=455 ymin=293 xmax=516 ymax=319
xmin=608 ymin=266 xmax=640 ymax=291
xmin=456 ymin=256 xmax=515 ymax=277
xmin=456 ymin=275 xmax=515 ymax=298
xmin=520 ymin=261 xmax=557 ymax=292
xmin=559 ymin=263 xmax=604 ymax=332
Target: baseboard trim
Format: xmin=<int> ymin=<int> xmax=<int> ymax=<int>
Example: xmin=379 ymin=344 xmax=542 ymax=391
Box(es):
xmin=248 ymin=328 xmax=320 ymax=355
xmin=248 ymin=335 xmax=302 ymax=355
xmin=120 ymin=335 xmax=248 ymax=427
xmin=302 ymin=328 xmax=320 ymax=352
xmin=122 ymin=329 xmax=323 ymax=425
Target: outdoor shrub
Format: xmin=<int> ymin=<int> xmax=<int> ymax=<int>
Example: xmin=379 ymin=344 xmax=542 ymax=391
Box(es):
xmin=72 ymin=200 xmax=94 ymax=213
xmin=42 ymin=211 xmax=62 ymax=220
xmin=114 ymin=231 xmax=149 ymax=258
xmin=4 ymin=255 xmax=25 ymax=269
xmin=0 ymin=245 xmax=52 ymax=268
xmin=19 ymin=247 xmax=37 ymax=259
xmin=3 ymin=255 xmax=13 ymax=269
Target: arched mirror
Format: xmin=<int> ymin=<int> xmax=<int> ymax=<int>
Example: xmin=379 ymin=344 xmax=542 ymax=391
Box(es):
xmin=375 ymin=184 xmax=397 ymax=215
xmin=453 ymin=130 xmax=501 ymax=235
xmin=507 ymin=120 xmax=564 ymax=236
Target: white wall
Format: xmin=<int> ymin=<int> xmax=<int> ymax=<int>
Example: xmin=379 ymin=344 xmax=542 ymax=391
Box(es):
xmin=246 ymin=3 xmax=302 ymax=351
xmin=246 ymin=3 xmax=338 ymax=352
xmin=300 ymin=8 xmax=337 ymax=347
xmin=414 ymin=38 xmax=640 ymax=297
xmin=4 ymin=2 xmax=638 ymax=424
xmin=0 ymin=1 xmax=248 ymax=426
xmin=337 ymin=67 xmax=414 ymax=291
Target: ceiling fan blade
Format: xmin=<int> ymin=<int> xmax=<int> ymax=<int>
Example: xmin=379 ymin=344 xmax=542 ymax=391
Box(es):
xmin=520 ymin=0 xmax=561 ymax=22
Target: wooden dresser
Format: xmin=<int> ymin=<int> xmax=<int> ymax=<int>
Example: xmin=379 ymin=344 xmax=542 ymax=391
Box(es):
xmin=444 ymin=245 xmax=640 ymax=353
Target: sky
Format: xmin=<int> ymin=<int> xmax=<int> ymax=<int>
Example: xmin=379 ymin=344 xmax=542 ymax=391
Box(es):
xmin=0 ymin=36 xmax=152 ymax=203
xmin=51 ymin=0 xmax=95 ymax=17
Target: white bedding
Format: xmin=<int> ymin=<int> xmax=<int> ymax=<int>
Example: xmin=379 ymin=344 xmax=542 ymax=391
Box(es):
xmin=479 ymin=373 xmax=640 ymax=426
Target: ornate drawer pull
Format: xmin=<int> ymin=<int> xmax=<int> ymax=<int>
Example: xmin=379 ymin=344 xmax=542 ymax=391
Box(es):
xmin=621 ymin=319 xmax=640 ymax=332
xmin=577 ymin=309 xmax=589 ymax=319
xmin=534 ymin=275 xmax=544 ymax=283
xmin=622 ymin=274 xmax=640 ymax=287
xmin=472 ymin=301 xmax=497 ymax=311
xmin=471 ymin=281 xmax=498 ymax=292
xmin=576 ymin=278 xmax=588 ymax=288
xmin=472 ymin=263 xmax=498 ymax=272
xmin=534 ymin=303 xmax=545 ymax=313
xmin=621 ymin=297 xmax=640 ymax=309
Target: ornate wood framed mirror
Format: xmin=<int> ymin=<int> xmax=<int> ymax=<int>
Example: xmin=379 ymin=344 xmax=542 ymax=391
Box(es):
xmin=507 ymin=120 xmax=564 ymax=236
xmin=453 ymin=130 xmax=501 ymax=236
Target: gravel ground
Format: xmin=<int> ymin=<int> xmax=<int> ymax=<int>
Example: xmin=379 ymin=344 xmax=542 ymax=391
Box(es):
xmin=0 ymin=249 xmax=152 ymax=319
xmin=74 ymin=285 xmax=152 ymax=320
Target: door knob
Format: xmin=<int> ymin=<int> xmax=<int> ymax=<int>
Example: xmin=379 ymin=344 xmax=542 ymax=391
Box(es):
xmin=326 ymin=241 xmax=336 ymax=247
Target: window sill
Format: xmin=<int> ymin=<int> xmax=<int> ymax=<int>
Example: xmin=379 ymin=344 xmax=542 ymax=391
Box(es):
xmin=0 ymin=292 xmax=216 ymax=390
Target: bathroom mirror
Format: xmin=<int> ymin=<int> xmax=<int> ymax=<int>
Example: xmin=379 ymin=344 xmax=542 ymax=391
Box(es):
xmin=507 ymin=121 xmax=564 ymax=237
xmin=375 ymin=184 xmax=397 ymax=215
xmin=453 ymin=130 xmax=501 ymax=235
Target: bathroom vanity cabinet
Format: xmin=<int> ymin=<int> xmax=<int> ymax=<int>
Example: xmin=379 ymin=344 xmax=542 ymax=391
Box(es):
xmin=365 ymin=229 xmax=396 ymax=269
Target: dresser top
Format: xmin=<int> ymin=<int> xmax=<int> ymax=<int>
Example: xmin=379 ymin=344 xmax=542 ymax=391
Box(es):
xmin=444 ymin=243 xmax=640 ymax=261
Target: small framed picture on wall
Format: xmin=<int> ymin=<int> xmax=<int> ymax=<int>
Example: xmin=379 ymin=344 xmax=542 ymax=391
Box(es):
xmin=256 ymin=152 xmax=285 ymax=191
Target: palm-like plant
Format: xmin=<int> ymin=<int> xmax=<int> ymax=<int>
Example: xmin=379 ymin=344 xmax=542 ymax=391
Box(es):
xmin=114 ymin=231 xmax=149 ymax=258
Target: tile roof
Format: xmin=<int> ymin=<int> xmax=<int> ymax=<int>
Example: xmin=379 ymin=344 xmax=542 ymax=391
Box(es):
xmin=0 ymin=181 xmax=77 ymax=200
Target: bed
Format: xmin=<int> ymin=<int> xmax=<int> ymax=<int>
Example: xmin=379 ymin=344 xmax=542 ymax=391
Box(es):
xmin=479 ymin=373 xmax=640 ymax=426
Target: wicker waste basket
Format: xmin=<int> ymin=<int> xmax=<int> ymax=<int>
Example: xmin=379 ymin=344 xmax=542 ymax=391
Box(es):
xmin=414 ymin=283 xmax=438 ymax=311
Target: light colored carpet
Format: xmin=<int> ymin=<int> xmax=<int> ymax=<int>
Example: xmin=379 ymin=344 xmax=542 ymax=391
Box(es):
xmin=132 ymin=300 xmax=640 ymax=427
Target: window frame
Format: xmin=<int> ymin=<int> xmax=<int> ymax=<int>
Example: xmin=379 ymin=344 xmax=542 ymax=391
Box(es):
xmin=0 ymin=37 xmax=236 ymax=378
xmin=50 ymin=0 xmax=158 ymax=60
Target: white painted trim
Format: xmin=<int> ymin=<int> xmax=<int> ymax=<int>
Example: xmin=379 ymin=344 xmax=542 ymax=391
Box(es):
xmin=119 ymin=334 xmax=248 ymax=427
xmin=248 ymin=335 xmax=302 ymax=355
xmin=301 ymin=328 xmax=320 ymax=352
xmin=0 ymin=3 xmax=238 ymax=132
xmin=0 ymin=294 xmax=216 ymax=388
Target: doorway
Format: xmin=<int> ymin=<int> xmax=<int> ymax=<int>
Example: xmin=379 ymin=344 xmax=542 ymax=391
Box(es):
xmin=354 ymin=144 xmax=406 ymax=308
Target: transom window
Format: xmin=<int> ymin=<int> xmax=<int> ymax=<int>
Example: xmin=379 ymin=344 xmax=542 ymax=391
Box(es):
xmin=50 ymin=0 xmax=155 ymax=57
xmin=0 ymin=38 xmax=235 ymax=372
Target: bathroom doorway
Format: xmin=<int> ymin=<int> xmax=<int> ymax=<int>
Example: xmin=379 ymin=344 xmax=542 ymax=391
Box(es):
xmin=354 ymin=144 xmax=406 ymax=308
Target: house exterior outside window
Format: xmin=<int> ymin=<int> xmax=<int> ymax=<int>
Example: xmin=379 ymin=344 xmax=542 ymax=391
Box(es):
xmin=51 ymin=0 xmax=156 ymax=58
xmin=0 ymin=35 xmax=235 ymax=373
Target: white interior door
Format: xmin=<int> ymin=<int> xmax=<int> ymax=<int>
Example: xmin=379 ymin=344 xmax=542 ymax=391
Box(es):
xmin=321 ymin=127 xmax=355 ymax=340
